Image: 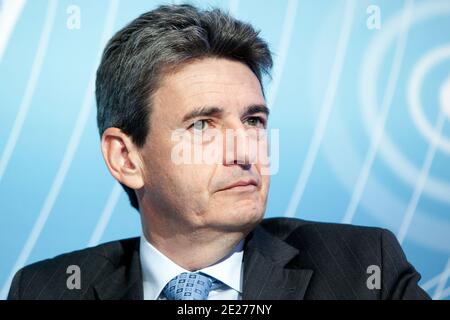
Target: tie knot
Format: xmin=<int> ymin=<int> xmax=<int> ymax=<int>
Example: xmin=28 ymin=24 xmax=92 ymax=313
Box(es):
xmin=163 ymin=272 xmax=216 ymax=300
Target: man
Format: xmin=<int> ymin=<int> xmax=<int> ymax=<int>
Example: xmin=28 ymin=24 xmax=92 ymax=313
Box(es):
xmin=8 ymin=4 xmax=430 ymax=300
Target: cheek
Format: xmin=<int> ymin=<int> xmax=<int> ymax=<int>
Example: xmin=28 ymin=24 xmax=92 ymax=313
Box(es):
xmin=168 ymin=165 xmax=218 ymax=216
xmin=167 ymin=163 xmax=218 ymax=203
xmin=145 ymin=133 xmax=218 ymax=195
xmin=263 ymin=175 xmax=270 ymax=190
xmin=176 ymin=165 xmax=211 ymax=187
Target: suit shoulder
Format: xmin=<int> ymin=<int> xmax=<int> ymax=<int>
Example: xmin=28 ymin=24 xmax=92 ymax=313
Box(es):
xmin=260 ymin=217 xmax=386 ymax=242
xmin=22 ymin=237 xmax=139 ymax=271
xmin=259 ymin=218 xmax=429 ymax=299
xmin=7 ymin=237 xmax=139 ymax=299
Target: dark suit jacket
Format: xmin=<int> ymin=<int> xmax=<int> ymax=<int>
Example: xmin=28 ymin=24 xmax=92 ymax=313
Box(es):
xmin=7 ymin=218 xmax=430 ymax=300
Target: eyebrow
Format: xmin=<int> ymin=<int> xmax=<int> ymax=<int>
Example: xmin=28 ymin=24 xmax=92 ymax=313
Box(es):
xmin=241 ymin=104 xmax=270 ymax=119
xmin=182 ymin=106 xmax=224 ymax=123
xmin=181 ymin=104 xmax=269 ymax=123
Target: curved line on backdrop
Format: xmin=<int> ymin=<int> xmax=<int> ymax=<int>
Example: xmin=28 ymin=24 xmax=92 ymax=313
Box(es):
xmin=0 ymin=0 xmax=57 ymax=184
xmin=359 ymin=0 xmax=450 ymax=207
xmin=285 ymin=0 xmax=356 ymax=218
xmin=0 ymin=0 xmax=121 ymax=299
xmin=0 ymin=0 xmax=26 ymax=62
xmin=397 ymin=110 xmax=447 ymax=243
xmin=87 ymin=0 xmax=300 ymax=246
xmin=266 ymin=0 xmax=299 ymax=110
xmin=397 ymin=60 xmax=450 ymax=243
xmin=422 ymin=257 xmax=450 ymax=292
xmin=432 ymin=257 xmax=450 ymax=300
xmin=401 ymin=69 xmax=450 ymax=296
xmin=87 ymin=182 xmax=122 ymax=247
xmin=341 ymin=0 xmax=414 ymax=224
xmin=408 ymin=46 xmax=450 ymax=153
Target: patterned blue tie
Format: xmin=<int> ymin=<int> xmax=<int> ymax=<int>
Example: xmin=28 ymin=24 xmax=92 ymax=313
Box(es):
xmin=163 ymin=272 xmax=218 ymax=300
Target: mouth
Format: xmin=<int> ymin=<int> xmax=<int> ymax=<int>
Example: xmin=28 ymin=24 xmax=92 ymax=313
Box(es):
xmin=218 ymin=179 xmax=259 ymax=192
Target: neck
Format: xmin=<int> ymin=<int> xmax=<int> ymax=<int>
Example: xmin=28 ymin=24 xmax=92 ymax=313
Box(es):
xmin=141 ymin=219 xmax=247 ymax=271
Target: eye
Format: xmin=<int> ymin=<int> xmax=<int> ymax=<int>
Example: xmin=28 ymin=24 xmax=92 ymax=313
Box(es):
xmin=190 ymin=119 xmax=210 ymax=131
xmin=244 ymin=116 xmax=266 ymax=128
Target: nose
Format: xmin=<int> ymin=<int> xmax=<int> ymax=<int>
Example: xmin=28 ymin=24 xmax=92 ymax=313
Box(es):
xmin=222 ymin=123 xmax=258 ymax=167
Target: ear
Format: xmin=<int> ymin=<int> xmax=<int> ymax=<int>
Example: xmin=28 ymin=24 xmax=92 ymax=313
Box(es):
xmin=101 ymin=127 xmax=145 ymax=189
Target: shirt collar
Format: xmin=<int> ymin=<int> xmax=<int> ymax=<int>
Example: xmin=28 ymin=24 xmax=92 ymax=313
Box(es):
xmin=140 ymin=234 xmax=244 ymax=300
xmin=200 ymin=240 xmax=243 ymax=293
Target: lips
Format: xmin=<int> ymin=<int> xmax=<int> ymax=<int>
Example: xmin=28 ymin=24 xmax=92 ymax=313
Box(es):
xmin=218 ymin=179 xmax=258 ymax=191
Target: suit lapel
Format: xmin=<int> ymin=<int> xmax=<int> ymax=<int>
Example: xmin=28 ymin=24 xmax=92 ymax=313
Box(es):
xmin=242 ymin=226 xmax=313 ymax=300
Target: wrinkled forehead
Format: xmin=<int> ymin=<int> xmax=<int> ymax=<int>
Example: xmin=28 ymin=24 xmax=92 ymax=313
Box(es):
xmin=152 ymin=58 xmax=266 ymax=122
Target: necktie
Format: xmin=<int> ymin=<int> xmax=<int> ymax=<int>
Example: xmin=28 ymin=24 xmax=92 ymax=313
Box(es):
xmin=163 ymin=272 xmax=218 ymax=300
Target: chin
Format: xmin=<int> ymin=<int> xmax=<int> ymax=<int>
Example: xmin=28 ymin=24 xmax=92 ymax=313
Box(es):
xmin=212 ymin=203 xmax=265 ymax=232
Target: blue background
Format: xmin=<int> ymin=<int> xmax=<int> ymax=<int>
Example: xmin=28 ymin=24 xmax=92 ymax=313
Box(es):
xmin=1 ymin=0 xmax=449 ymax=299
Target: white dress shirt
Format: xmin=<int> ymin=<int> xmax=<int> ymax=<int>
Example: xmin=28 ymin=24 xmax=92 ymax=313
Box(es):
xmin=140 ymin=234 xmax=244 ymax=300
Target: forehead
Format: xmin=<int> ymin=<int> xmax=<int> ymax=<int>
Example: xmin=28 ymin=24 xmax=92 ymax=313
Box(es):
xmin=152 ymin=58 xmax=266 ymax=120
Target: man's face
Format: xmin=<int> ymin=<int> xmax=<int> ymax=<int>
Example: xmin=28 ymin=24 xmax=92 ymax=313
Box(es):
xmin=138 ymin=57 xmax=270 ymax=234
